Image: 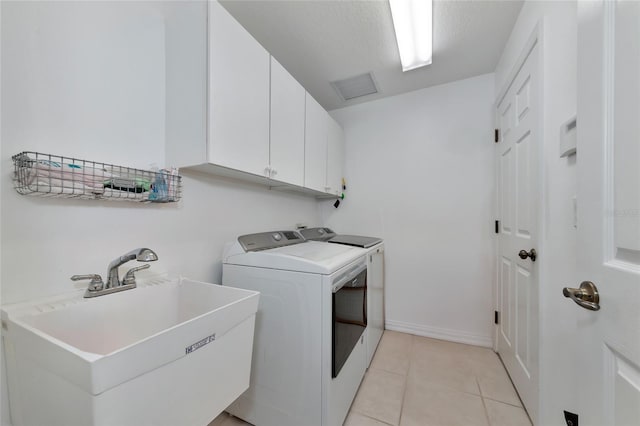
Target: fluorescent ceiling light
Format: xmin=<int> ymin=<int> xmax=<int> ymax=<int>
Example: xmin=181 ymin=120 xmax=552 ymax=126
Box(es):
xmin=389 ymin=0 xmax=433 ymax=72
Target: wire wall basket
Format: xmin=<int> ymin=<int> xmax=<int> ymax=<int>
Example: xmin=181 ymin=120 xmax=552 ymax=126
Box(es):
xmin=12 ymin=151 xmax=182 ymax=203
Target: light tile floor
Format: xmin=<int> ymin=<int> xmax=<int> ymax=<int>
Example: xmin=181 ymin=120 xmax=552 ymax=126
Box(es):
xmin=210 ymin=331 xmax=532 ymax=426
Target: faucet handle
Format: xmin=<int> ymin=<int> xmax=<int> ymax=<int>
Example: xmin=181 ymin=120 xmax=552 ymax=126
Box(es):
xmin=122 ymin=264 xmax=150 ymax=286
xmin=71 ymin=274 xmax=104 ymax=292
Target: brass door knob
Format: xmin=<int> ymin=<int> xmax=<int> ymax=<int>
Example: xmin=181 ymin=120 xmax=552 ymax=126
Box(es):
xmin=563 ymin=281 xmax=600 ymax=311
xmin=518 ymin=248 xmax=537 ymax=261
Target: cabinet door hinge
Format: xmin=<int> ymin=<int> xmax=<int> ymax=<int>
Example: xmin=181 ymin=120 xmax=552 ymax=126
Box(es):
xmin=494 ymin=311 xmax=499 ymax=325
xmin=495 ymin=220 xmax=500 ymax=234
xmin=494 ymin=128 xmax=500 ymax=143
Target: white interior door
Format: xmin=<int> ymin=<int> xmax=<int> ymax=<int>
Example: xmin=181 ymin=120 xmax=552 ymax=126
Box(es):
xmin=495 ymin=36 xmax=540 ymax=421
xmin=574 ymin=2 xmax=640 ymax=425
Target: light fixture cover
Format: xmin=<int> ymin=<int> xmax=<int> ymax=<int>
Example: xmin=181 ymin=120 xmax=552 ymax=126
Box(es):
xmin=389 ymin=0 xmax=433 ymax=72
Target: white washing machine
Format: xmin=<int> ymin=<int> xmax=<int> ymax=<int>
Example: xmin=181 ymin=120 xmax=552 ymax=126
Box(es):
xmin=222 ymin=231 xmax=369 ymax=426
xmin=299 ymin=228 xmax=385 ymax=368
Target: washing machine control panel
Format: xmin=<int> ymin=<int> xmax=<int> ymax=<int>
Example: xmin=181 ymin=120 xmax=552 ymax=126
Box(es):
xmin=238 ymin=230 xmax=304 ymax=252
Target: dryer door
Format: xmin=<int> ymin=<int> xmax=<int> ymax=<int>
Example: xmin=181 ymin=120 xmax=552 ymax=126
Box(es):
xmin=332 ymin=266 xmax=367 ymax=378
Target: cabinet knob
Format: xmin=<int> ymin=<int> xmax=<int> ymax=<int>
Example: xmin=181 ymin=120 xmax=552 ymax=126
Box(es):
xmin=264 ymin=166 xmax=271 ymax=177
xmin=271 ymin=169 xmax=277 ymax=177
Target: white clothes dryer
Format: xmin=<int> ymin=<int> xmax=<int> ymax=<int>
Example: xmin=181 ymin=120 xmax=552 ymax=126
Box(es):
xmin=222 ymin=231 xmax=368 ymax=426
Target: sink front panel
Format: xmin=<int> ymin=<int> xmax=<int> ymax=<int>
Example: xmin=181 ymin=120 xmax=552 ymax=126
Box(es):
xmin=5 ymin=314 xmax=257 ymax=426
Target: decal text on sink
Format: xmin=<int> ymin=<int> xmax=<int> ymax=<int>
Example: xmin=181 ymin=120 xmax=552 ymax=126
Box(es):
xmin=185 ymin=333 xmax=216 ymax=355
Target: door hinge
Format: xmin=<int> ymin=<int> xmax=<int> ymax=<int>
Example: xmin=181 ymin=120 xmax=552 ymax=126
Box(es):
xmin=564 ymin=410 xmax=578 ymax=426
xmin=494 ymin=311 xmax=499 ymax=324
xmin=494 ymin=128 xmax=499 ymax=143
xmin=495 ymin=220 xmax=500 ymax=234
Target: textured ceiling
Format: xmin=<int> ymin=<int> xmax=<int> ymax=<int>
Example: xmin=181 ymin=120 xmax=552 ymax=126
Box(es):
xmin=220 ymin=0 xmax=523 ymax=111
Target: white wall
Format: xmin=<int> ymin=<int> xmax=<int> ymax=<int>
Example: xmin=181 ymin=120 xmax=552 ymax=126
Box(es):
xmin=494 ymin=2 xmax=578 ymax=425
xmin=0 ymin=3 xmax=319 ymax=425
xmin=325 ymin=73 xmax=496 ymax=347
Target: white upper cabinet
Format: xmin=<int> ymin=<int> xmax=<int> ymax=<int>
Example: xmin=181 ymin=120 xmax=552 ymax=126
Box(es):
xmin=326 ymin=117 xmax=344 ymax=196
xmin=208 ymin=1 xmax=270 ymax=176
xmin=165 ymin=1 xmax=344 ymax=197
xmin=269 ymin=57 xmax=305 ymax=186
xmin=304 ymin=93 xmax=329 ymax=193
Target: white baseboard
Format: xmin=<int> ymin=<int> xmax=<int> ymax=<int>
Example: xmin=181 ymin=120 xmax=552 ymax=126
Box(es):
xmin=385 ymin=319 xmax=493 ymax=348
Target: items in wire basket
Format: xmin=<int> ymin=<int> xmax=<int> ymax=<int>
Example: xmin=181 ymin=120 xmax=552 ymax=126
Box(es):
xmin=15 ymin=154 xmax=111 ymax=195
xmin=11 ymin=152 xmax=182 ymax=203
xmin=103 ymin=177 xmax=152 ymax=193
xmin=149 ymin=170 xmax=168 ymax=201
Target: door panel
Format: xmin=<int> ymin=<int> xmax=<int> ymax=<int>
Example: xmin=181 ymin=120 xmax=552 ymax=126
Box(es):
xmin=515 ymin=265 xmax=531 ymax=376
xmin=516 ymin=76 xmax=531 ymax=121
xmin=501 ymin=102 xmax=513 ymax=140
xmin=604 ymin=346 xmax=640 ymax=425
xmin=496 ymin=37 xmax=540 ymax=420
xmin=516 ymin=132 xmax=532 ymax=238
xmin=612 ymin=0 xmax=640 ymax=265
xmin=500 ymin=258 xmax=512 ymax=347
xmin=576 ymin=2 xmax=640 ymax=425
xmin=501 ymin=148 xmax=513 ymax=234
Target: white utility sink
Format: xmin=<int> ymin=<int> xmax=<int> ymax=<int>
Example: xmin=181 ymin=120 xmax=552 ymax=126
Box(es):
xmin=1 ymin=275 xmax=259 ymax=426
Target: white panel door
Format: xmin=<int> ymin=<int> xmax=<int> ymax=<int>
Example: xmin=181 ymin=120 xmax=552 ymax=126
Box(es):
xmin=304 ymin=93 xmax=328 ymax=193
xmin=496 ymin=39 xmax=540 ymax=420
xmin=208 ymin=1 xmax=270 ymax=176
xmin=574 ymin=2 xmax=640 ymax=425
xmin=326 ymin=117 xmax=344 ymax=196
xmin=269 ymin=56 xmax=305 ymax=186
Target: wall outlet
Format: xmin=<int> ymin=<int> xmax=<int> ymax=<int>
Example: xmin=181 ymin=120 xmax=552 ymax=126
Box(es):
xmin=564 ymin=410 xmax=578 ymax=426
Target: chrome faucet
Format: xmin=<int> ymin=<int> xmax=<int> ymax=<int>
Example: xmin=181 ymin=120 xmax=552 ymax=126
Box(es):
xmin=106 ymin=248 xmax=158 ymax=289
xmin=71 ymin=248 xmax=158 ymax=298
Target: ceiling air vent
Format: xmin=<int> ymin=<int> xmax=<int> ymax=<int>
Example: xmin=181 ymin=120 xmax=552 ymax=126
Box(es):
xmin=331 ymin=73 xmax=379 ymax=101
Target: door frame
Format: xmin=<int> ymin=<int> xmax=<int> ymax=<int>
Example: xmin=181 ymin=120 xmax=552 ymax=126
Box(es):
xmin=492 ymin=21 xmax=545 ymax=425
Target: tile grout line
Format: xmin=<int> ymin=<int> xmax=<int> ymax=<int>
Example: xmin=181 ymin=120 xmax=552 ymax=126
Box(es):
xmin=482 ymin=395 xmax=524 ymax=408
xmin=356 ymin=411 xmax=397 ymax=426
xmin=478 ymin=377 xmax=493 ymax=426
xmin=396 ymin=335 xmax=414 ymax=426
xmin=367 ymin=365 xmax=408 ymax=379
xmin=496 ymin=353 xmax=529 ymax=410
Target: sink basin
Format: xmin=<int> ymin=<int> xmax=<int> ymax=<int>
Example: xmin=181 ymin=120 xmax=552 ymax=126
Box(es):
xmin=1 ymin=274 xmax=259 ymax=426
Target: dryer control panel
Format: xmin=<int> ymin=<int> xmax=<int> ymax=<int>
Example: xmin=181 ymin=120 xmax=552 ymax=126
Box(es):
xmin=238 ymin=230 xmax=305 ymax=252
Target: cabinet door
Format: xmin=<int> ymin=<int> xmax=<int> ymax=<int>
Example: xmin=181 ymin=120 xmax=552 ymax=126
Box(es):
xmin=326 ymin=117 xmax=344 ymax=195
xmin=367 ymin=246 xmax=385 ymax=367
xmin=304 ymin=93 xmax=328 ymax=192
xmin=269 ymin=57 xmax=305 ymax=186
xmin=208 ymin=1 xmax=270 ymax=176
